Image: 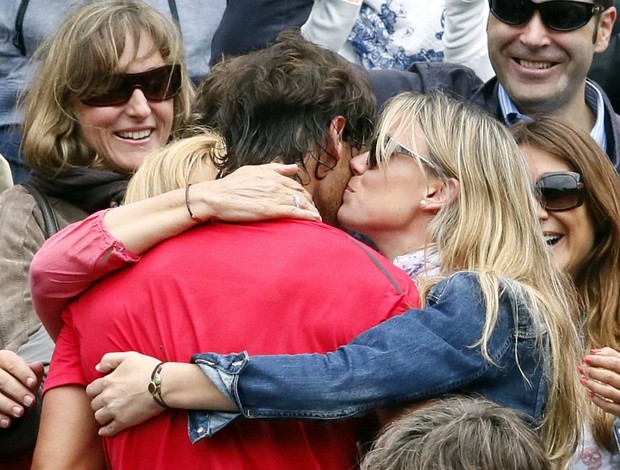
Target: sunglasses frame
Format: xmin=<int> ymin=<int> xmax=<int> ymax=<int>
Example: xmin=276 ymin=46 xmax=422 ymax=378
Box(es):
xmin=368 ymin=135 xmax=442 ymax=174
xmin=489 ymin=0 xmax=605 ymax=32
xmin=81 ymin=64 xmax=182 ymax=107
xmin=535 ymin=171 xmax=585 ymax=212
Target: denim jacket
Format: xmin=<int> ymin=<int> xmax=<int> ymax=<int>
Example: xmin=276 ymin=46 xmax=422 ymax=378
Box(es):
xmin=189 ymin=271 xmax=549 ymax=441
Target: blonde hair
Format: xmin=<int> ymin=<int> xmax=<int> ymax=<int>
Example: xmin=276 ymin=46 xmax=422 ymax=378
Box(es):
xmin=512 ymin=116 xmax=620 ymax=451
xmin=21 ymin=0 xmax=194 ymax=176
xmin=124 ymin=130 xmax=226 ymax=203
xmin=361 ymin=396 xmax=551 ymax=470
xmin=373 ymin=92 xmax=586 ymax=467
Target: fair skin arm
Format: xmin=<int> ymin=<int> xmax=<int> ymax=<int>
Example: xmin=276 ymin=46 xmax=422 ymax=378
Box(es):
xmin=87 ymin=354 xmax=394 ymax=438
xmin=580 ymin=347 xmax=620 ymax=417
xmin=83 ymin=342 xmax=464 ymax=438
xmin=0 ymin=351 xmax=44 ymax=428
xmin=32 ymin=386 xmax=104 ymax=470
xmin=106 ymin=163 xmax=319 ymax=254
xmin=86 ymin=352 xmax=234 ymax=437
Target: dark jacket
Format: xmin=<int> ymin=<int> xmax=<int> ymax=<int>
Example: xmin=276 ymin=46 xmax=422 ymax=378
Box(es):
xmin=366 ymin=62 xmax=620 ymax=172
xmin=210 ymin=0 xmax=313 ymax=65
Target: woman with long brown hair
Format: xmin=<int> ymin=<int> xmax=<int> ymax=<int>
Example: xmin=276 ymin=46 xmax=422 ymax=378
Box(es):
xmin=512 ymin=116 xmax=620 ymax=468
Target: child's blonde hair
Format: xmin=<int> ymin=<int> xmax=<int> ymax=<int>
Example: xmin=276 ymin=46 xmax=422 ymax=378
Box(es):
xmin=125 ymin=129 xmax=226 ymax=203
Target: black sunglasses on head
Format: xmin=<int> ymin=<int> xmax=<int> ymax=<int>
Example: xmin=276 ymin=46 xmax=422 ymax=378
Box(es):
xmin=81 ymin=64 xmax=182 ymax=107
xmin=535 ymin=171 xmax=585 ymax=212
xmin=489 ymin=0 xmax=605 ymax=32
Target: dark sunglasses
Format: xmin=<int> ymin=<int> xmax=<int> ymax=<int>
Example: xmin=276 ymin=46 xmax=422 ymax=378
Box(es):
xmin=489 ymin=0 xmax=605 ymax=31
xmin=367 ymin=135 xmax=442 ymax=173
xmin=535 ymin=171 xmax=585 ymax=212
xmin=81 ymin=64 xmax=182 ymax=107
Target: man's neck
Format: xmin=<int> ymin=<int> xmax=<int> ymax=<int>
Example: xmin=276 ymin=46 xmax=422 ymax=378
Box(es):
xmin=500 ymin=81 xmax=608 ymax=152
xmin=499 ymin=81 xmax=597 ymax=134
xmin=522 ymin=97 xmax=596 ymax=136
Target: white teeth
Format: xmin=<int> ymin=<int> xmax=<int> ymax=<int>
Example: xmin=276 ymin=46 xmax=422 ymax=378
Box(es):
xmin=116 ymin=130 xmax=152 ymax=140
xmin=544 ymin=235 xmax=561 ymax=246
xmin=519 ymin=60 xmax=552 ymax=70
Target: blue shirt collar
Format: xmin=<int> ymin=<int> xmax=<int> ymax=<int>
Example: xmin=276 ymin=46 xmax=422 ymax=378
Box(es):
xmin=498 ymin=81 xmax=607 ymax=152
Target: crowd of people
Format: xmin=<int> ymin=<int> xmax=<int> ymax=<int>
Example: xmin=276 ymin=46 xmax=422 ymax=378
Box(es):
xmin=0 ymin=0 xmax=619 ymax=469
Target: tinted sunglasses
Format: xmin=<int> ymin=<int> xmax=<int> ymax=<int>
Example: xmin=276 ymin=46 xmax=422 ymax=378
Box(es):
xmin=81 ymin=64 xmax=182 ymax=107
xmin=489 ymin=0 xmax=605 ymax=31
xmin=367 ymin=135 xmax=442 ymax=173
xmin=535 ymin=171 xmax=585 ymax=211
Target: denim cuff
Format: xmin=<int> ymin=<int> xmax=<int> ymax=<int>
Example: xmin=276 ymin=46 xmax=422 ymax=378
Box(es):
xmin=613 ymin=418 xmax=620 ymax=454
xmin=186 ymin=352 xmax=248 ymax=443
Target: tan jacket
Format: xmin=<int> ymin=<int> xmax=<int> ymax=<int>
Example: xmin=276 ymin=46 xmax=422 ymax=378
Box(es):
xmin=0 ymin=185 xmax=86 ymax=353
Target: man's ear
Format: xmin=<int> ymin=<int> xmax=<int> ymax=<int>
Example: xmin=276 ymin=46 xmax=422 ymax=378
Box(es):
xmin=594 ymin=6 xmax=616 ymax=52
xmin=423 ymin=177 xmax=460 ymax=213
xmin=316 ymin=116 xmax=346 ymax=178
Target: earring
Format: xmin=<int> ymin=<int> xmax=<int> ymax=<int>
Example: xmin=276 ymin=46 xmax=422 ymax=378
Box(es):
xmin=419 ymin=199 xmax=428 ymax=208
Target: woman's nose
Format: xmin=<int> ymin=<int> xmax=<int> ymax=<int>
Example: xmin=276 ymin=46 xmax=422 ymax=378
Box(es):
xmin=350 ymin=152 xmax=369 ymax=175
xmin=124 ymin=88 xmax=152 ymax=119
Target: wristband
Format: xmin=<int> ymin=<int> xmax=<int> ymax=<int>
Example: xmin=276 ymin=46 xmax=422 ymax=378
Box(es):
xmin=148 ymin=362 xmax=169 ymax=408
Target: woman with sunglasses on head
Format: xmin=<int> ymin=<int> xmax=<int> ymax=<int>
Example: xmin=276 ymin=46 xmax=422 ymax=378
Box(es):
xmin=30 ymin=92 xmax=586 ymax=468
xmin=511 ymin=116 xmax=620 ymax=469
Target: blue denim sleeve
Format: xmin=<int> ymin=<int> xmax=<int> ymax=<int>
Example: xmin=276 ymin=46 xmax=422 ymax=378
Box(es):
xmin=189 ymin=272 xmax=544 ymax=436
xmin=186 ymin=352 xmax=248 ymax=442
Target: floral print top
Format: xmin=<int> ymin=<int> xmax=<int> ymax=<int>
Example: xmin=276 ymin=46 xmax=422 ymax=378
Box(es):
xmin=348 ymin=0 xmax=446 ymax=70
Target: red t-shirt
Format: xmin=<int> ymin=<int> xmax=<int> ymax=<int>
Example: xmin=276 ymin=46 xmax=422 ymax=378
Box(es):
xmin=47 ymin=219 xmax=419 ymax=470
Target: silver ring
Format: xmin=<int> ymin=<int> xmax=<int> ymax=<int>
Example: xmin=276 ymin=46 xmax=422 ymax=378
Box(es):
xmin=291 ymin=193 xmax=302 ymax=209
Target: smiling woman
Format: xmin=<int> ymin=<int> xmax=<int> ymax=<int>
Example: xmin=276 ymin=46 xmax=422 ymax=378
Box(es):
xmin=72 ymin=36 xmax=178 ymax=173
xmin=0 ymin=0 xmax=193 ymax=460
xmin=524 ymin=147 xmax=596 ymax=279
xmin=511 ymin=115 xmax=620 ymax=467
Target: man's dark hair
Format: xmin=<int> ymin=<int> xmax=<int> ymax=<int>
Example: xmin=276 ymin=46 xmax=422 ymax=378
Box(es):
xmin=193 ymin=30 xmax=375 ymax=179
